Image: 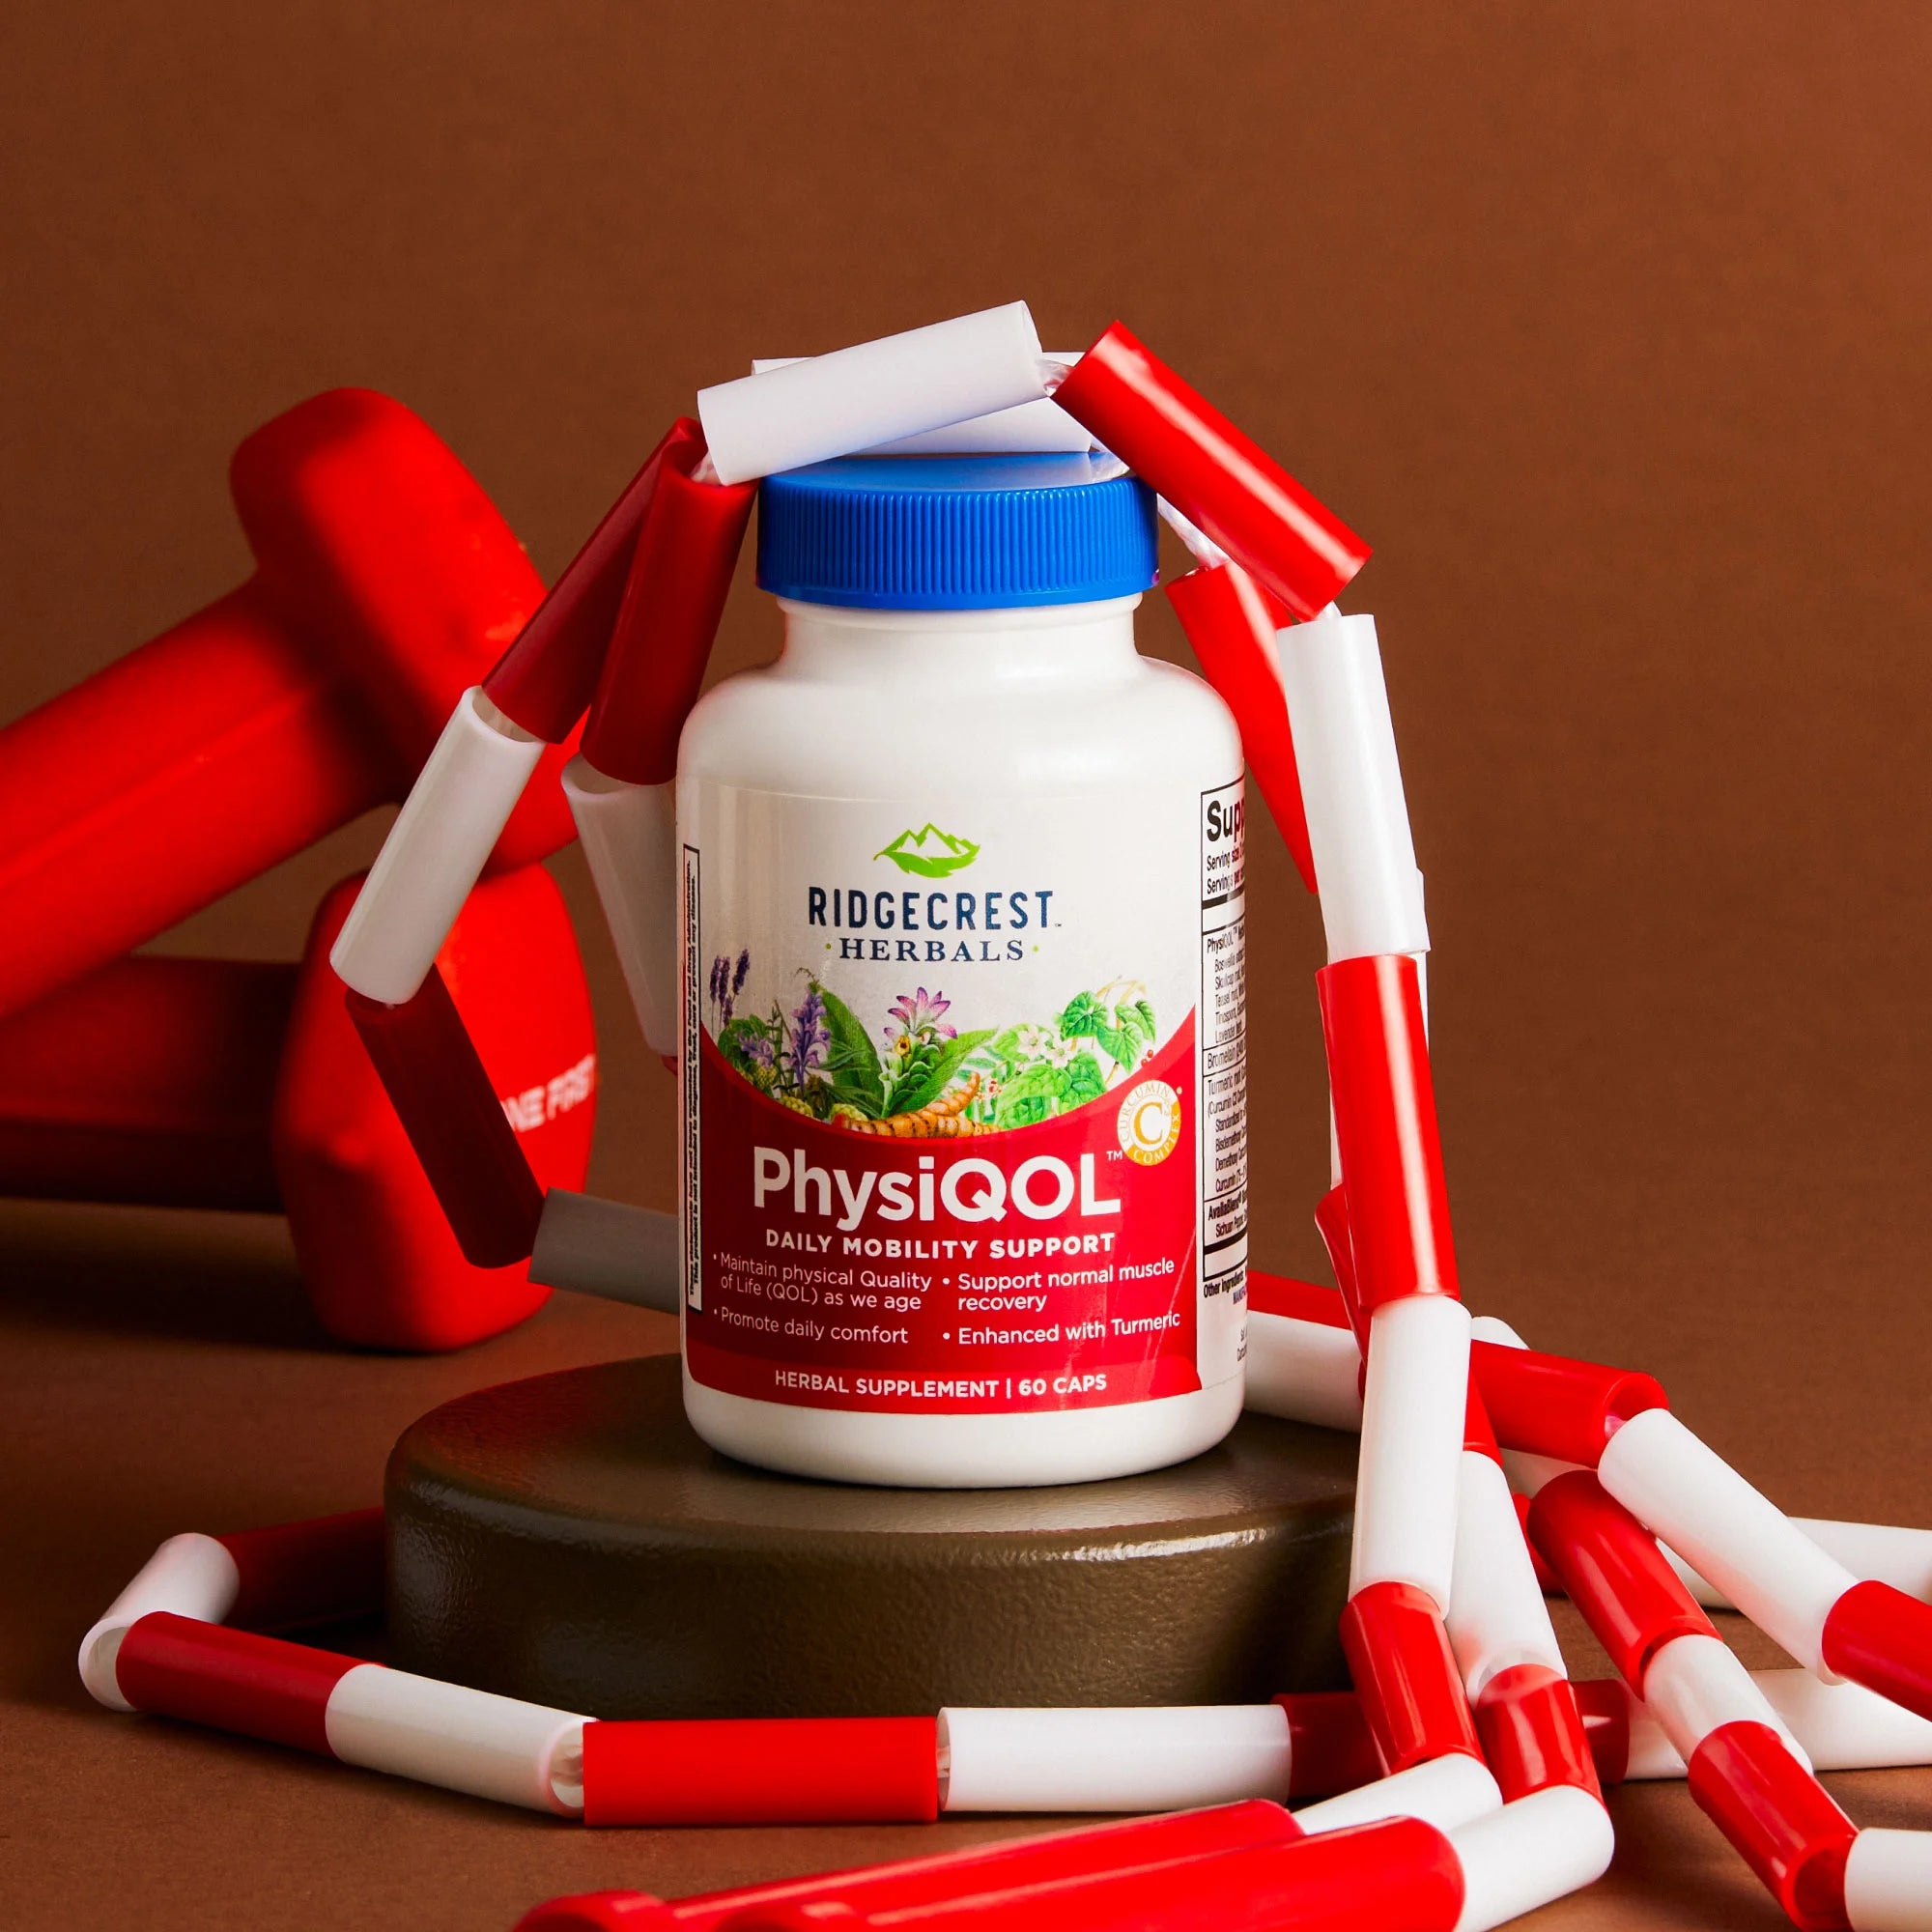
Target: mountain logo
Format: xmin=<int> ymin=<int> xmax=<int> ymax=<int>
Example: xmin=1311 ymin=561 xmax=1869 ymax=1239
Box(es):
xmin=874 ymin=824 xmax=980 ymax=878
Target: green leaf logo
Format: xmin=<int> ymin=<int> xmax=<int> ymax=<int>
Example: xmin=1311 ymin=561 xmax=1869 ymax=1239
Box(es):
xmin=875 ymin=824 xmax=980 ymax=878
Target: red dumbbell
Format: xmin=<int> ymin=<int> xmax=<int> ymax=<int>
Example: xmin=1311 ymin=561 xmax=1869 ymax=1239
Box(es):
xmin=0 ymin=388 xmax=583 ymax=1026
xmin=0 ymin=864 xmax=595 ymax=1350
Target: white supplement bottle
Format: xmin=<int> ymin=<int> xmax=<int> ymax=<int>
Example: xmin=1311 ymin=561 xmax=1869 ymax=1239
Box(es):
xmin=677 ymin=453 xmax=1249 ymax=1486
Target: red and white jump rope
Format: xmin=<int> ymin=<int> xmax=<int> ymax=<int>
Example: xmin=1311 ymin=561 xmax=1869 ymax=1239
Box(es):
xmin=81 ymin=304 xmax=1932 ymax=1931
xmin=80 ymin=1492 xmax=1932 ymax=1928
xmin=1250 ymin=1279 xmax=1932 ymax=1928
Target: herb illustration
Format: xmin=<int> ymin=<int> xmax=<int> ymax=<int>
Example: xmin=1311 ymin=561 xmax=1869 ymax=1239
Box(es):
xmin=958 ymin=979 xmax=1158 ymax=1129
xmin=706 ymin=950 xmax=751 ymax=1024
xmin=710 ymin=958 xmax=1159 ymax=1140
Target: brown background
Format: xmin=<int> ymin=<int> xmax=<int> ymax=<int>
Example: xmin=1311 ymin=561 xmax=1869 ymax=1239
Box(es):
xmin=4 ymin=3 xmax=1931 ymax=1925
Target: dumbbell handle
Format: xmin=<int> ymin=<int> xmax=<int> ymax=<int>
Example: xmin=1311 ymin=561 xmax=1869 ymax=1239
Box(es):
xmin=335 ymin=952 xmax=680 ymax=1304
xmin=0 ymin=921 xmax=619 ymax=1293
xmin=0 ymin=923 xmax=676 ymax=1306
xmin=0 ymin=952 xmax=291 ymax=1210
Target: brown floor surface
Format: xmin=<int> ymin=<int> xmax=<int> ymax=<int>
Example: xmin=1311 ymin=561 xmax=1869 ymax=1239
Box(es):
xmin=5 ymin=1195 xmax=1929 ymax=1930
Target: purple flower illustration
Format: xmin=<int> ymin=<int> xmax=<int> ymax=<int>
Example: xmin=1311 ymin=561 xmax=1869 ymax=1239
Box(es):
xmin=708 ymin=952 xmax=747 ymax=1024
xmin=884 ymin=987 xmax=954 ymax=1044
xmin=742 ymin=1028 xmax=776 ymax=1069
xmin=787 ymin=986 xmax=828 ymax=1088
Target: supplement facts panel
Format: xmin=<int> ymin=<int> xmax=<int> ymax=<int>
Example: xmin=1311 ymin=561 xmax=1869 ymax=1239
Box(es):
xmin=1199 ymin=780 xmax=1247 ymax=1364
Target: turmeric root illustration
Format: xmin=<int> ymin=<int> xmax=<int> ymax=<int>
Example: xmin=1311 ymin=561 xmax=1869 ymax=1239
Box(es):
xmin=834 ymin=1075 xmax=987 ymax=1137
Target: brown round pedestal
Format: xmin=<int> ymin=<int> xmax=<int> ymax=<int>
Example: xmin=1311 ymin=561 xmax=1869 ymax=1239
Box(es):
xmin=386 ymin=1353 xmax=1356 ymax=1719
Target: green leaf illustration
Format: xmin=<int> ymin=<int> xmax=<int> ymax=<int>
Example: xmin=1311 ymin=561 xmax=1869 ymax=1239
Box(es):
xmin=889 ymin=1029 xmax=993 ymax=1117
xmin=1057 ymin=990 xmax=1107 ymax=1041
xmin=994 ymin=1063 xmax=1061 ymax=1128
xmin=980 ymin=1025 xmax=1027 ymax=1069
xmin=1057 ymin=1050 xmax=1107 ymax=1111
xmin=879 ymin=1040 xmax=933 ymax=1116
xmin=814 ymin=980 xmax=886 ymax=1119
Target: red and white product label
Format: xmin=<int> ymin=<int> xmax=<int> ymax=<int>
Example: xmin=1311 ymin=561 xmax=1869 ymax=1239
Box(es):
xmin=679 ymin=783 xmax=1246 ymax=1415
